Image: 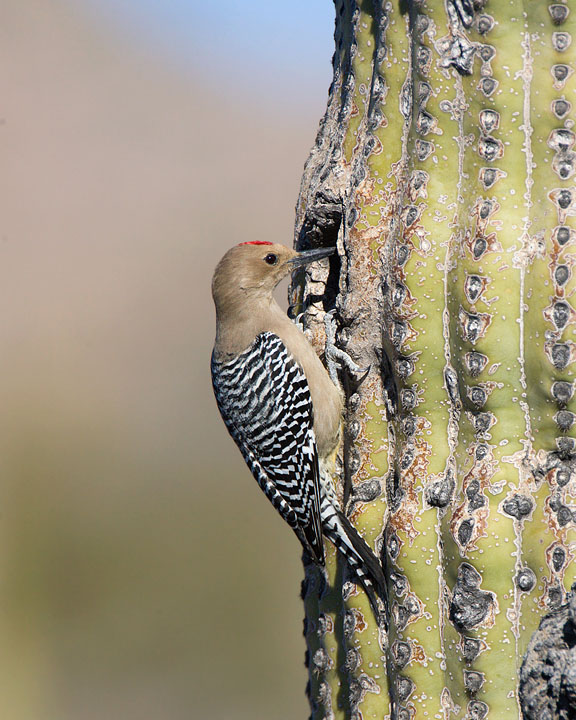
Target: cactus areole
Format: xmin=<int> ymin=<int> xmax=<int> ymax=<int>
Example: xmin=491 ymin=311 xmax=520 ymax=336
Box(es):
xmin=291 ymin=1 xmax=576 ymax=718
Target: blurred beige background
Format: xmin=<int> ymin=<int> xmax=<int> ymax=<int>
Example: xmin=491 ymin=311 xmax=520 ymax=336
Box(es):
xmin=0 ymin=1 xmax=332 ymax=717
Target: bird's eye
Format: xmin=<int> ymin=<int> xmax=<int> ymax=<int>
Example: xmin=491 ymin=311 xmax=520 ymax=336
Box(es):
xmin=264 ymin=253 xmax=278 ymax=265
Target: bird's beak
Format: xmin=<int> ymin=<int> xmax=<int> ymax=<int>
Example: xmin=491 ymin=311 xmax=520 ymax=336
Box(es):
xmin=288 ymin=247 xmax=336 ymax=269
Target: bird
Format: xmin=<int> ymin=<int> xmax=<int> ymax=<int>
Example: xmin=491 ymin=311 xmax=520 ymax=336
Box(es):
xmin=210 ymin=241 xmax=387 ymax=619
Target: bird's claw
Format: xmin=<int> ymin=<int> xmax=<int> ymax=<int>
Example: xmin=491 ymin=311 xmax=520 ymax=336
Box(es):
xmin=293 ymin=311 xmax=306 ymax=332
xmin=324 ymin=310 xmax=369 ymax=385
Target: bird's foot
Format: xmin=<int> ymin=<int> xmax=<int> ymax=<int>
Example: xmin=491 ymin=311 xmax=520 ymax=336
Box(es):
xmin=292 ymin=311 xmax=306 ymax=332
xmin=324 ymin=310 xmax=369 ymax=385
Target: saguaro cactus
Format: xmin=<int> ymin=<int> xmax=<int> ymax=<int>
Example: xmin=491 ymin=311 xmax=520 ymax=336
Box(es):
xmin=292 ymin=1 xmax=576 ymax=717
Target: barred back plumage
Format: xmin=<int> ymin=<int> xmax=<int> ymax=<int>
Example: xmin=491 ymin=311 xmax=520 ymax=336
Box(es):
xmin=211 ymin=332 xmax=325 ymax=563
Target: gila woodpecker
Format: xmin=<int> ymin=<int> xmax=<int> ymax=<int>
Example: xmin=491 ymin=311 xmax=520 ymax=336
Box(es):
xmin=211 ymin=241 xmax=387 ymax=618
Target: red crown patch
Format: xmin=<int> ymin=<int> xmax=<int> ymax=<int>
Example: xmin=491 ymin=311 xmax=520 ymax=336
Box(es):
xmin=238 ymin=241 xmax=274 ymax=246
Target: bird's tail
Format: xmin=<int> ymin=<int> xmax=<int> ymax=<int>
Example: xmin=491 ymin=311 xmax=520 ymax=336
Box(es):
xmin=321 ymin=504 xmax=388 ymax=626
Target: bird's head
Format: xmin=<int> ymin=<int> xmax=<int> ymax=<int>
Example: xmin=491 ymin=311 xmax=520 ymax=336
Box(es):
xmin=212 ymin=242 xmax=334 ymax=313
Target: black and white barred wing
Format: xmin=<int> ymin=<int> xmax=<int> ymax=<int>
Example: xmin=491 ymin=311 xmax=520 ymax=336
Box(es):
xmin=211 ymin=332 xmax=325 ymax=564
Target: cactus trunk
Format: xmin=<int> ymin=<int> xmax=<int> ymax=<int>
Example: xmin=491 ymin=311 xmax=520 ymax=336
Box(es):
xmin=293 ymin=1 xmax=576 ymax=718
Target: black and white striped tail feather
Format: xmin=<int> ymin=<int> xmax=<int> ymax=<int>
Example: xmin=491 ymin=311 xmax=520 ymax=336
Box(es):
xmin=319 ymin=479 xmax=388 ymax=623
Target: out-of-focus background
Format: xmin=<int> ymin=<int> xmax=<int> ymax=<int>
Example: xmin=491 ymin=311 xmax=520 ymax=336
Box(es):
xmin=0 ymin=2 xmax=333 ymax=718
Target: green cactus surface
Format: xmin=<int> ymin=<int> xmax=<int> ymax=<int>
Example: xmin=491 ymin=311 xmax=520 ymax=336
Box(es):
xmin=294 ymin=2 xmax=576 ymax=718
